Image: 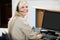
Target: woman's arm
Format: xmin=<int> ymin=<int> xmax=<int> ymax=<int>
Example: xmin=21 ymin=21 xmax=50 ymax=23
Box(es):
xmin=20 ymin=21 xmax=43 ymax=40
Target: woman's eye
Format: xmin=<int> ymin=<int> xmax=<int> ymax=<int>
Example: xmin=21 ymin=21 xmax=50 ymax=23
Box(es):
xmin=22 ymin=7 xmax=24 ymax=8
xmin=21 ymin=6 xmax=28 ymax=8
xmin=26 ymin=6 xmax=28 ymax=8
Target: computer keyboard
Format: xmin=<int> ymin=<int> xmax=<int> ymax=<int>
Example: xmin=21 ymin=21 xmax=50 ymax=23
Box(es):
xmin=40 ymin=31 xmax=60 ymax=40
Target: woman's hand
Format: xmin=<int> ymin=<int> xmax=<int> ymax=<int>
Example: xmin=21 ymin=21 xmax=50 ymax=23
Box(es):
xmin=37 ymin=34 xmax=43 ymax=39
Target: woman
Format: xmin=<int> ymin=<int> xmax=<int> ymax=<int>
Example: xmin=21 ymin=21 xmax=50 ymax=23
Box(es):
xmin=8 ymin=0 xmax=43 ymax=40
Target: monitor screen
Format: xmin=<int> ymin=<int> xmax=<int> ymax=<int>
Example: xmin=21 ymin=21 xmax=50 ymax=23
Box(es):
xmin=42 ymin=10 xmax=60 ymax=32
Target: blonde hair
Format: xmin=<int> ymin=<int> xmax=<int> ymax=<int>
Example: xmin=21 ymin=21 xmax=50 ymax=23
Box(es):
xmin=8 ymin=0 xmax=28 ymax=35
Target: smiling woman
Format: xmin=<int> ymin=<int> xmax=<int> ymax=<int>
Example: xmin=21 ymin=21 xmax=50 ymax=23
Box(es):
xmin=8 ymin=0 xmax=43 ymax=40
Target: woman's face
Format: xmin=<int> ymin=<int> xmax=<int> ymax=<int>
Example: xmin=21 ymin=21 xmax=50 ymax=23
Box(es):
xmin=19 ymin=4 xmax=28 ymax=16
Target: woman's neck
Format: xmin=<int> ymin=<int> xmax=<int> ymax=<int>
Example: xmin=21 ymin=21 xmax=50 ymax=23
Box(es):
xmin=16 ymin=13 xmax=25 ymax=18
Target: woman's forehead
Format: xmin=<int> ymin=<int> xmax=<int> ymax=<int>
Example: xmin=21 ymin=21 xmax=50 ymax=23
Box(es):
xmin=23 ymin=4 xmax=28 ymax=6
xmin=18 ymin=2 xmax=28 ymax=8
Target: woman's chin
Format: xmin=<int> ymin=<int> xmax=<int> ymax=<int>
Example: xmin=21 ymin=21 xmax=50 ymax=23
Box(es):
xmin=23 ymin=14 xmax=27 ymax=16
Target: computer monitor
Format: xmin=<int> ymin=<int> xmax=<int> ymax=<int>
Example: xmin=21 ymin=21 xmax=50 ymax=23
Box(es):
xmin=42 ymin=10 xmax=60 ymax=32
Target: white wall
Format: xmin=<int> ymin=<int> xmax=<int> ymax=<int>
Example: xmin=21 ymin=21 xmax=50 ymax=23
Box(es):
xmin=12 ymin=0 xmax=60 ymax=27
xmin=28 ymin=0 xmax=60 ymax=11
xmin=27 ymin=2 xmax=36 ymax=27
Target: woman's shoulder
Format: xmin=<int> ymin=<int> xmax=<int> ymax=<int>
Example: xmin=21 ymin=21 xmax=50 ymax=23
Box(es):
xmin=15 ymin=16 xmax=31 ymax=26
xmin=14 ymin=17 xmax=25 ymax=24
xmin=15 ymin=17 xmax=22 ymax=22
